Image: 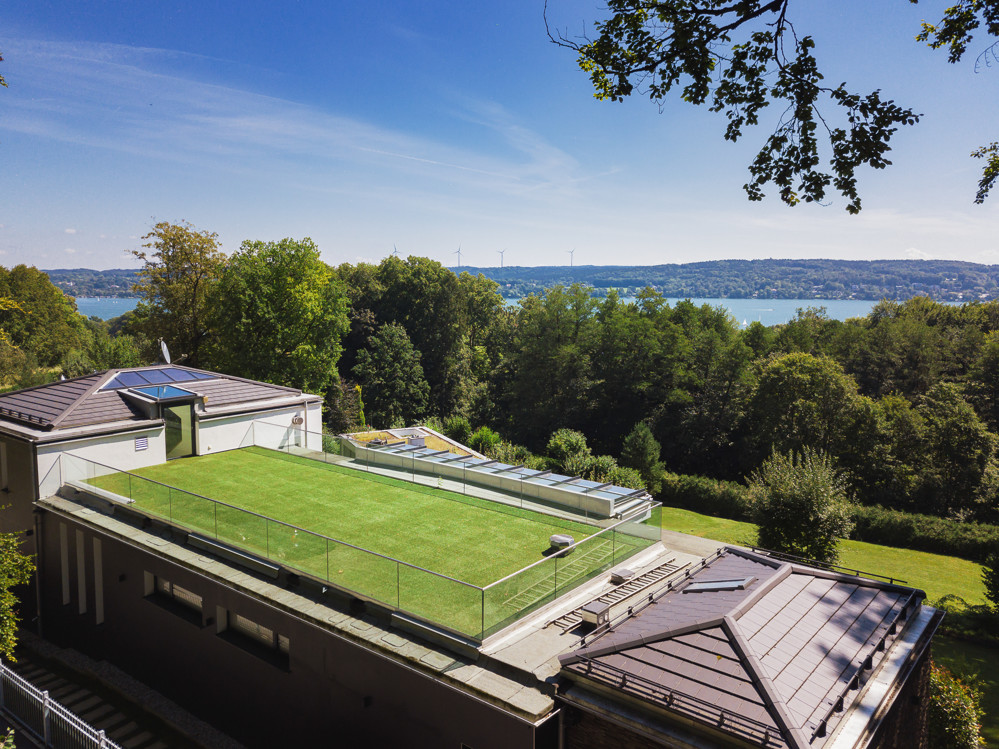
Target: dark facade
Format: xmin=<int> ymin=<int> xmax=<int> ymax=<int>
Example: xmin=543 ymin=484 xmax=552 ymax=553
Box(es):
xmin=36 ymin=503 xmax=557 ymax=749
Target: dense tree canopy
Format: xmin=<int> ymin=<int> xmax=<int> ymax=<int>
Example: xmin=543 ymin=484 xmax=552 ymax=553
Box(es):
xmin=353 ymin=322 xmax=430 ymax=428
xmin=131 ymin=221 xmax=226 ymax=367
xmin=206 ymin=238 xmax=349 ymax=393
xmin=550 ymin=0 xmax=999 ymax=209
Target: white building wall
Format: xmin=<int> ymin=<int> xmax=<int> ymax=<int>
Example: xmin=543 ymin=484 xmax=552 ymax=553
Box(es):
xmin=37 ymin=426 xmax=167 ymax=497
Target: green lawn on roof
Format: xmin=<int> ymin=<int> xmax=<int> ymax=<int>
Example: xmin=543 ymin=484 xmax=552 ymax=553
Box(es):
xmin=87 ymin=447 xmax=654 ymax=637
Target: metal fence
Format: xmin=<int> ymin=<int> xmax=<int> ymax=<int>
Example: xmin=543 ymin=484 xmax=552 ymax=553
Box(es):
xmin=0 ymin=659 xmax=124 ymax=749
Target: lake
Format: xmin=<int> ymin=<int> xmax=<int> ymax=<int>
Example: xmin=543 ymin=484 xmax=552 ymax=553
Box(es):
xmin=75 ymin=297 xmax=140 ymax=319
xmin=502 ymin=296 xmax=880 ymax=326
xmin=75 ymin=296 xmax=883 ymax=326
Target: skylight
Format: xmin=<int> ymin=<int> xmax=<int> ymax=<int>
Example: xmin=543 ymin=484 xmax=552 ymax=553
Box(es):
xmin=103 ymin=367 xmax=216 ymax=391
xmin=683 ymin=576 xmax=756 ymax=593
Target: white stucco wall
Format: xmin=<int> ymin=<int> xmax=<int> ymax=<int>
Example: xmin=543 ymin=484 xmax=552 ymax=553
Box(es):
xmin=36 ymin=426 xmax=167 ymax=497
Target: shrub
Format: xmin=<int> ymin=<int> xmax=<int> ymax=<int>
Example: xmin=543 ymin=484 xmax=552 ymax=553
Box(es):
xmin=468 ymin=426 xmax=501 ymax=455
xmin=488 ymin=440 xmax=547 ymax=470
xmin=985 ymin=550 xmax=999 ymax=611
xmin=546 ymin=429 xmax=593 ymax=477
xmin=585 ymin=454 xmax=619 ymax=482
xmin=850 ymin=505 xmax=999 ymax=563
xmin=749 ymin=448 xmax=854 ymax=565
xmin=606 ymin=465 xmax=646 ymax=492
xmin=927 ymin=662 xmax=985 ymax=749
xmin=658 ymin=472 xmax=754 ymax=520
xmin=442 ymin=415 xmax=472 ymax=445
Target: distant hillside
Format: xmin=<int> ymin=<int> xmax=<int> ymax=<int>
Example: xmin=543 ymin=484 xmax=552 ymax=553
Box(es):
xmin=451 ymin=259 xmax=999 ymax=301
xmin=42 ymin=268 xmax=139 ymax=298
xmin=40 ymin=259 xmax=999 ymax=302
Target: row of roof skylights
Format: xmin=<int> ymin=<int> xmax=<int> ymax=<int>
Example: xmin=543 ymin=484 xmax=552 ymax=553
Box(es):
xmin=368 ymin=442 xmax=649 ymax=501
xmin=103 ymin=367 xmax=216 ymax=391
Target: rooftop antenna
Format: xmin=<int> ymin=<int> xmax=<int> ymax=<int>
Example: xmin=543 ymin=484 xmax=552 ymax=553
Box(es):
xmin=497 ymin=248 xmax=506 ymax=268
xmin=159 ymin=338 xmax=171 ymax=364
xmin=453 ymin=244 xmax=462 ymax=268
xmin=567 ymin=248 xmax=575 ymax=268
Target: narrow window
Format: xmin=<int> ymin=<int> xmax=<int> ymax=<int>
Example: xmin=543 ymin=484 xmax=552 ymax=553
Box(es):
xmin=0 ymin=442 xmax=8 ymax=491
xmin=76 ymin=530 xmax=87 ymax=614
xmin=219 ymin=609 xmax=290 ymax=666
xmin=93 ymin=539 xmax=104 ymax=625
xmin=60 ymin=524 xmax=70 ymax=605
xmin=145 ymin=572 xmax=203 ymax=624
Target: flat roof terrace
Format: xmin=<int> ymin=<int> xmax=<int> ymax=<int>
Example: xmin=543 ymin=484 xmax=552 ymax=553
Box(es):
xmin=65 ymin=447 xmax=660 ymax=640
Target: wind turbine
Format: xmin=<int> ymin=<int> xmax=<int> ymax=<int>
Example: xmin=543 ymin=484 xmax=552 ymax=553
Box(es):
xmin=392 ymin=244 xmax=400 ymax=258
xmin=497 ymin=248 xmax=506 ymax=268
xmin=567 ymin=248 xmax=575 ymax=268
xmin=453 ymin=244 xmax=463 ymax=268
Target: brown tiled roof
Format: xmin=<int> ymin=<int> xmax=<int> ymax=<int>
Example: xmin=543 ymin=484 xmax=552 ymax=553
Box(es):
xmin=560 ymin=547 xmax=923 ymax=749
xmin=0 ymin=366 xmax=309 ymax=432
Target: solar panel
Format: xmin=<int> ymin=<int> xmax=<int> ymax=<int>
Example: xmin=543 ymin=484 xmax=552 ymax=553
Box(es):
xmin=162 ymin=368 xmax=197 ymax=383
xmin=191 ymin=371 xmax=216 ymax=380
xmin=141 ymin=369 xmax=172 ymax=384
xmin=114 ymin=371 xmax=150 ymax=388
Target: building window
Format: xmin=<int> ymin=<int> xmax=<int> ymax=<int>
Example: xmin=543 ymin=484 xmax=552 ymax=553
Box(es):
xmin=145 ymin=571 xmax=203 ymax=624
xmin=0 ymin=442 xmax=8 ymax=491
xmin=218 ymin=608 xmax=290 ymax=666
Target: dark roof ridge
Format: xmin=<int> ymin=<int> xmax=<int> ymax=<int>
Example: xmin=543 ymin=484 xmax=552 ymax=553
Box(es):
xmin=49 ymin=369 xmax=121 ymax=428
xmin=558 ymin=617 xmax=728 ymax=666
xmin=0 ymin=369 xmax=105 ymax=399
xmin=723 ymin=614 xmax=811 ymax=749
xmin=726 ymin=562 xmax=793 ymax=622
xmin=784 ymin=562 xmax=927 ymax=599
xmin=722 ymin=545 xmax=785 ymax=569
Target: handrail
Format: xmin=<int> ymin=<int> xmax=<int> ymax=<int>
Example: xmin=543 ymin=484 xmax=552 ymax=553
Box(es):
xmin=749 ymin=547 xmax=907 ymax=585
xmin=483 ymin=502 xmax=660 ymax=590
xmin=575 ymin=657 xmax=781 ymax=746
xmin=0 ymin=658 xmax=125 ymax=749
xmin=63 ymin=452 xmax=482 ymax=591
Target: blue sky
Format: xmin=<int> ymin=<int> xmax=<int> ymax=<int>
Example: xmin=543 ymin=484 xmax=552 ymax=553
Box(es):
xmin=0 ymin=1 xmax=996 ymax=270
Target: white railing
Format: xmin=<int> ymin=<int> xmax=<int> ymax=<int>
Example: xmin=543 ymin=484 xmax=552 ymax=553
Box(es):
xmin=0 ymin=658 xmax=124 ymax=749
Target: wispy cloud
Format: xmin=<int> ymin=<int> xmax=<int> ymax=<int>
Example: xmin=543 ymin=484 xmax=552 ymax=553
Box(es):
xmin=1 ymin=38 xmax=591 ymax=209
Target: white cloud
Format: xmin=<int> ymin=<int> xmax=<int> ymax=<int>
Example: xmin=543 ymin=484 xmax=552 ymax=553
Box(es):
xmin=64 ymin=228 xmax=77 ymax=234
xmin=64 ymin=247 xmax=76 ymax=254
xmin=905 ymin=247 xmax=933 ymax=260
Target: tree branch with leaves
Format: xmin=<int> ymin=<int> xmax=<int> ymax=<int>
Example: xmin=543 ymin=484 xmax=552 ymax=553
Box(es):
xmin=548 ymin=0 xmax=998 ymax=209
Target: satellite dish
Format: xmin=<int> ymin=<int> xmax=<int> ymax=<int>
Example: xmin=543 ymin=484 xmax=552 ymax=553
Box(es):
xmin=160 ymin=339 xmax=171 ymax=364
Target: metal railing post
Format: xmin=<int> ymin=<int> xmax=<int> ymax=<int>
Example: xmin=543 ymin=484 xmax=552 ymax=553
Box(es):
xmin=100 ymin=730 xmax=108 ymax=748
xmin=42 ymin=689 xmax=51 ymax=746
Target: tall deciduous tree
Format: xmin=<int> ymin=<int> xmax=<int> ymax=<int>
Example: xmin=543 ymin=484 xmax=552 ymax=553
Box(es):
xmin=206 ymin=238 xmax=349 ymax=393
xmin=131 ymin=221 xmax=226 ymax=367
xmin=750 ymin=447 xmax=853 ymax=564
xmin=0 ymin=531 xmax=34 ymax=661
xmin=0 ymin=266 xmax=86 ymax=367
xmin=743 ymin=352 xmax=860 ymax=465
xmin=353 ymin=323 xmax=430 ymax=428
xmin=550 ymin=0 xmax=998 ymax=207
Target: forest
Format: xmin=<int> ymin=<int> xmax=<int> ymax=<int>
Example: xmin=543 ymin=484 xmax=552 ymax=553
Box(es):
xmin=6 ymin=225 xmax=999 ymax=562
xmin=43 ymin=257 xmax=999 ymax=303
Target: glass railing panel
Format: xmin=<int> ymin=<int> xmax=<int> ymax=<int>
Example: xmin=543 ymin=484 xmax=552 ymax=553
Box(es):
xmin=398 ymin=566 xmax=483 ymax=639
xmin=326 ymin=541 xmax=399 ymax=608
xmin=267 ymin=522 xmax=328 ymax=580
xmin=215 ymin=503 xmax=269 ymax=556
xmin=169 ymin=488 xmax=214 ymax=533
xmin=482 ymin=556 xmax=557 ymax=637
xmin=129 ymin=476 xmax=171 ymax=516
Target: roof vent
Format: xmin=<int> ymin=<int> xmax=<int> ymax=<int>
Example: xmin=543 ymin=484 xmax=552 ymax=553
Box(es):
xmin=135 ymin=436 xmax=149 ymax=451
xmin=683 ymin=576 xmax=756 ymax=593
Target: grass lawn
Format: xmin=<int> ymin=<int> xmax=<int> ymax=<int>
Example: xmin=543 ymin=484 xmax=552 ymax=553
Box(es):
xmin=88 ymin=447 xmax=655 ymax=637
xmin=656 ymin=506 xmax=987 ymax=604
